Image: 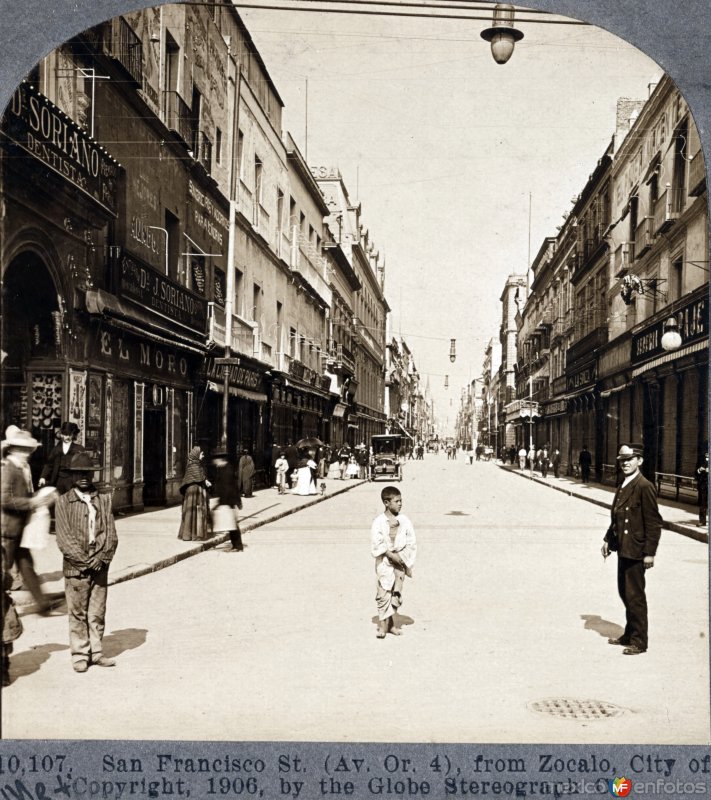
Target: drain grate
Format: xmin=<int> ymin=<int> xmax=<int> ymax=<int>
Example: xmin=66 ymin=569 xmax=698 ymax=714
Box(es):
xmin=530 ymin=698 xmax=626 ymax=720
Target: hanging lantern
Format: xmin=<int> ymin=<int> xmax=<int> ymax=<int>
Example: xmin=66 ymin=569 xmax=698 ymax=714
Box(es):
xmin=444 ymin=375 xmax=449 ymax=389
xmin=449 ymin=338 xmax=456 ymax=363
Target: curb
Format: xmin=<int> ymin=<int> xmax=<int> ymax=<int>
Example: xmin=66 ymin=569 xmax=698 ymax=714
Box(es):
xmin=107 ymin=479 xmax=365 ymax=587
xmin=498 ymin=464 xmax=709 ymax=544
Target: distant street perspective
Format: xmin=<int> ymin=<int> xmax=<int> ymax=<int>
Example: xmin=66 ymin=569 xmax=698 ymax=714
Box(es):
xmin=3 ymin=454 xmax=708 ymax=743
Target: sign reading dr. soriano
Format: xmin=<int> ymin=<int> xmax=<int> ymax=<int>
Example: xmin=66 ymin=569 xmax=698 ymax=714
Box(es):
xmin=1 ymin=82 xmax=121 ymax=216
xmin=609 ymin=776 xmax=633 ymax=797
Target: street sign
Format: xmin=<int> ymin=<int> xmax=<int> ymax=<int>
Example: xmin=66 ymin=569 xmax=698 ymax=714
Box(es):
xmin=213 ymin=357 xmax=241 ymax=366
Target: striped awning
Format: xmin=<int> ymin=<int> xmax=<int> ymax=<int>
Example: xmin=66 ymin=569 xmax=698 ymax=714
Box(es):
xmin=632 ymin=340 xmax=707 ymax=378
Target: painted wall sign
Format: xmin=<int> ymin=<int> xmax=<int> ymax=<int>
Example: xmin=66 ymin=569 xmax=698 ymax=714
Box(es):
xmin=118 ymin=250 xmax=207 ymax=333
xmin=631 ymin=294 xmax=708 ymax=364
xmin=3 ymin=82 xmax=120 ymax=216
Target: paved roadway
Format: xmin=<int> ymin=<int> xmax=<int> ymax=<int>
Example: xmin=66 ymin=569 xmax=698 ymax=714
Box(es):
xmin=3 ymin=454 xmax=709 ymax=742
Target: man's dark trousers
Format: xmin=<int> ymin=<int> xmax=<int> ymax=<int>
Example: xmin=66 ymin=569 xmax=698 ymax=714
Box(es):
xmin=617 ymin=556 xmax=648 ymax=650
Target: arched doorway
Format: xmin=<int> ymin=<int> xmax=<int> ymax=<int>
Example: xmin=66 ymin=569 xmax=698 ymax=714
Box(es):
xmin=2 ymin=252 xmax=62 ymax=479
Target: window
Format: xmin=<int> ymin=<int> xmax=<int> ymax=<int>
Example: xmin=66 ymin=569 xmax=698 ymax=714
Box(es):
xmin=215 ymin=127 xmax=222 ymax=165
xmin=252 ymin=283 xmax=261 ymax=322
xmin=234 ymin=268 xmax=243 ymax=315
xmin=289 ymin=327 xmax=297 ymax=358
xmin=670 ymin=256 xmax=683 ymax=303
xmin=236 ymin=130 xmax=244 ymax=181
xmin=165 ymin=209 xmax=180 ymax=281
xmin=254 ymin=155 xmax=263 ymax=205
xmin=276 ymin=188 xmax=284 ymax=251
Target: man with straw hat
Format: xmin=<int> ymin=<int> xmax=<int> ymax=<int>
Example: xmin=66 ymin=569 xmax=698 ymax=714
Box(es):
xmin=54 ymin=452 xmax=118 ymax=673
xmin=1 ymin=425 xmax=57 ymax=615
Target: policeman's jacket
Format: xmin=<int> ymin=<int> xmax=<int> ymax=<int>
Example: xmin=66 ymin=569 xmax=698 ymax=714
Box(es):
xmin=606 ymin=473 xmax=662 ymax=560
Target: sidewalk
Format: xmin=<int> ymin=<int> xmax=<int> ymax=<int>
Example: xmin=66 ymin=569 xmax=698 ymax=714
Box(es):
xmin=497 ymin=461 xmax=708 ymax=543
xmin=14 ymin=476 xmax=365 ymax=612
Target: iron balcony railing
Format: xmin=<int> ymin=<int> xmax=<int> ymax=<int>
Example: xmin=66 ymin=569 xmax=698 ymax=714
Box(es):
xmin=635 ymin=216 xmax=654 ymax=258
xmin=688 ymin=151 xmax=706 ymax=196
xmin=107 ymin=17 xmax=143 ymax=84
xmin=653 ymin=187 xmax=683 ymax=233
xmin=163 ymin=91 xmax=191 ymax=144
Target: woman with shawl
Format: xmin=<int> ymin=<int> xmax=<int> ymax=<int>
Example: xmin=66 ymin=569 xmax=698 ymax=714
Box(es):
xmin=238 ymin=449 xmax=256 ymax=498
xmin=177 ymin=447 xmax=211 ymax=541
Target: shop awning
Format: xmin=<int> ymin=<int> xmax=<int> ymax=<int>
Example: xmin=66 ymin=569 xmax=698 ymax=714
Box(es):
xmin=632 ymin=340 xmax=707 ymax=378
xmin=395 ymin=421 xmax=414 ymax=441
xmin=206 ymin=381 xmax=268 ymax=402
xmin=86 ymin=289 xmax=207 ymax=354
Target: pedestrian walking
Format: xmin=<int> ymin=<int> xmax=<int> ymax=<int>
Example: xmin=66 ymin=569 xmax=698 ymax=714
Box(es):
xmin=2 ymin=544 xmax=23 ymax=686
xmin=602 ymin=443 xmax=662 ymax=656
xmin=54 ymin=452 xmax=118 ymax=672
xmin=356 ymin=444 xmax=369 ymax=479
xmin=518 ymin=446 xmax=527 ymax=470
xmin=177 ymin=447 xmax=211 ymax=541
xmin=38 ymin=422 xmax=84 ymax=495
xmin=552 ymin=448 xmax=561 ymax=478
xmin=275 ymin=452 xmax=289 ymax=494
xmin=370 ymin=485 xmax=416 ymax=639
xmin=579 ymin=445 xmax=592 ymax=483
xmin=338 ymin=444 xmax=351 ymax=479
xmin=1 ymin=426 xmax=58 ymax=615
xmin=284 ymin=441 xmax=299 ymax=486
xmin=696 ymin=450 xmax=708 ymax=527
xmin=527 ymin=444 xmax=536 ymax=471
xmin=238 ymin=448 xmax=255 ymax=498
xmin=210 ymin=450 xmax=243 ymax=552
xmin=292 ymin=454 xmax=317 ymax=495
xmin=540 ymin=446 xmax=550 ymax=478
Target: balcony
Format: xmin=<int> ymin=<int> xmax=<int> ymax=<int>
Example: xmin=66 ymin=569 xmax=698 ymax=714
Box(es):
xmin=635 ymin=216 xmax=655 ymax=258
xmin=653 ymin=188 xmax=683 ymax=234
xmin=688 ymin=151 xmax=707 ymax=197
xmin=106 ymin=17 xmax=143 ymax=85
xmin=164 ymin=91 xmax=191 ymax=144
xmin=567 ymin=324 xmax=608 ymax=365
xmin=207 ymin=303 xmax=257 ymax=353
xmin=289 ymin=227 xmax=332 ymax=307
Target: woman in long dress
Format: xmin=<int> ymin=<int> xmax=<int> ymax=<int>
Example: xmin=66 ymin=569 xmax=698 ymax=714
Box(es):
xmin=292 ymin=455 xmax=317 ymax=495
xmin=177 ymin=447 xmax=211 ymax=541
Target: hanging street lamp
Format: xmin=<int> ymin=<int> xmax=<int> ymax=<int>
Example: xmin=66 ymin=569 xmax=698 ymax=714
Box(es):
xmin=449 ymin=338 xmax=456 ymax=363
xmin=480 ymin=3 xmax=524 ymax=65
xmin=661 ymin=315 xmax=683 ymax=351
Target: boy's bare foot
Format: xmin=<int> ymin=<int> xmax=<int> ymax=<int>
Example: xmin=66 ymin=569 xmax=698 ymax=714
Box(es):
xmin=376 ymin=627 xmax=386 ymax=639
xmin=389 ymin=626 xmax=402 ymax=635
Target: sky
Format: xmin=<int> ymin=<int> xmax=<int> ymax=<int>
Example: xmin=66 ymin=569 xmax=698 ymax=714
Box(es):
xmin=238 ymin=2 xmax=661 ymax=431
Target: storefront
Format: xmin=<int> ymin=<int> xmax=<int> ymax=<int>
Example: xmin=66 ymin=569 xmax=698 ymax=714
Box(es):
xmin=85 ymin=251 xmax=207 ymax=510
xmin=269 ymin=360 xmax=333 ymax=450
xmin=199 ymin=353 xmax=270 ymax=473
xmin=1 ymin=82 xmax=120 ymax=483
xmin=630 ymin=288 xmax=708 ymax=485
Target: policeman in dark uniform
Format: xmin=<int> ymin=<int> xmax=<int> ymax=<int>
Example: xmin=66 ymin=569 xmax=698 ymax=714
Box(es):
xmin=602 ymin=443 xmax=662 ymax=655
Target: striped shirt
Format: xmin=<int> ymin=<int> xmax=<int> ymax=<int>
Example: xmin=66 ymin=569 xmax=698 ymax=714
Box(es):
xmin=55 ymin=489 xmax=118 ymax=577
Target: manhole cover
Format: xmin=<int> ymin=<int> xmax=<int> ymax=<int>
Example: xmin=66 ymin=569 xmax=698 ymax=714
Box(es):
xmin=530 ymin=698 xmax=626 ymax=720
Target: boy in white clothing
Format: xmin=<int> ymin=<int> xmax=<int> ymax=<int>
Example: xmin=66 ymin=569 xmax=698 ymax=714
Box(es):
xmin=370 ymin=486 xmax=416 ymax=638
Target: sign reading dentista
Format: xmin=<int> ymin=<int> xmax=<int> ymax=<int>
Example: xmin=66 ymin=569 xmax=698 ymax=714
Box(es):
xmin=118 ymin=250 xmax=207 ymax=333
xmin=3 ymin=82 xmax=120 ymax=216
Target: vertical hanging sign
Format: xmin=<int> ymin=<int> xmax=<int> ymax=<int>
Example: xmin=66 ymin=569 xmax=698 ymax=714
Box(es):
xmin=134 ymin=381 xmax=144 ymax=482
xmin=166 ymin=387 xmax=175 ymax=479
xmin=68 ymin=370 xmax=87 ymax=446
xmin=104 ymin=376 xmax=113 ymax=480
